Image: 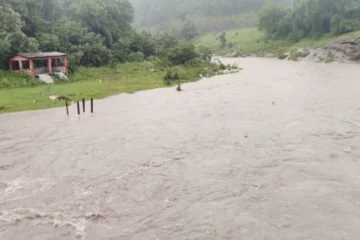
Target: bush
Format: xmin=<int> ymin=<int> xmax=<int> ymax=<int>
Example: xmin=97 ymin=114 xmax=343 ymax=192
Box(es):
xmin=0 ymin=71 xmax=44 ymax=89
xmin=185 ymin=58 xmax=203 ymax=67
xmin=52 ymin=74 xmax=71 ymax=84
xmin=289 ymin=51 xmax=309 ymax=61
xmin=167 ymin=42 xmax=199 ymax=65
xmin=219 ymin=63 xmax=227 ymax=70
xmin=127 ymin=51 xmax=145 ymax=62
xmin=163 ymin=70 xmax=179 ymax=85
xmin=197 ymin=45 xmax=213 ymax=61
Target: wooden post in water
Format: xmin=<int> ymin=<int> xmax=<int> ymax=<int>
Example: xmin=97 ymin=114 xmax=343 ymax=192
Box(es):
xmin=91 ymin=98 xmax=94 ymax=113
xmin=77 ymin=101 xmax=80 ymax=115
xmin=82 ymin=98 xmax=85 ymax=113
xmin=65 ymin=101 xmax=69 ymax=116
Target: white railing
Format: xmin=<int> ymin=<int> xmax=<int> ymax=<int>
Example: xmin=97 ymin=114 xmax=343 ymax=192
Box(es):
xmin=34 ymin=66 xmax=65 ymax=75
xmin=35 ymin=67 xmax=49 ymax=75
xmin=52 ymin=66 xmax=65 ymax=73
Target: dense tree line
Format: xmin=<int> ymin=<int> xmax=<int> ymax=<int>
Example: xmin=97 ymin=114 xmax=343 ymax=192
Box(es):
xmin=0 ymin=0 xmax=206 ymax=70
xmin=130 ymin=0 xmax=293 ymax=38
xmin=258 ymin=0 xmax=360 ymax=41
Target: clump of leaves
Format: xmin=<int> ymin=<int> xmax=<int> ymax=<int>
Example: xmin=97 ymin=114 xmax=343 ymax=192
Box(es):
xmin=163 ymin=70 xmax=179 ymax=85
xmin=52 ymin=74 xmax=71 ymax=84
xmin=278 ymin=53 xmax=288 ymax=60
xmin=324 ymin=51 xmax=334 ymax=63
xmin=289 ymin=50 xmax=309 ymax=61
xmin=219 ymin=63 xmax=227 ymax=70
xmin=350 ymin=51 xmax=360 ymax=61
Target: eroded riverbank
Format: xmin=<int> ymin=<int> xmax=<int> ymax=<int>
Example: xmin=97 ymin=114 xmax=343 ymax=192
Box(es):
xmin=1 ymin=58 xmax=360 ymax=239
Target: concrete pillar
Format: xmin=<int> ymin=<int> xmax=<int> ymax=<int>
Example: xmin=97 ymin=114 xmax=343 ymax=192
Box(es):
xmin=64 ymin=56 xmax=68 ymax=75
xmin=29 ymin=60 xmax=35 ymax=77
xmin=47 ymin=58 xmax=52 ymax=74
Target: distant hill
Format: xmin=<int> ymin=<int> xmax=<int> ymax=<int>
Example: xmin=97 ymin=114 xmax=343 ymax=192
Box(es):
xmin=130 ymin=0 xmax=293 ymax=36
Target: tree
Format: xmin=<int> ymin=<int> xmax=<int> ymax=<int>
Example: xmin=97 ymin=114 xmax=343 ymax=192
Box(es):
xmin=129 ymin=0 xmax=294 ymax=35
xmin=219 ymin=32 xmax=227 ymax=48
xmin=258 ymin=3 xmax=288 ymax=39
xmin=180 ymin=22 xmax=199 ymax=40
xmin=0 ymin=0 xmax=208 ymax=70
xmin=167 ymin=42 xmax=199 ymax=65
xmin=69 ymin=0 xmax=134 ymax=46
xmin=0 ymin=3 xmax=39 ymax=68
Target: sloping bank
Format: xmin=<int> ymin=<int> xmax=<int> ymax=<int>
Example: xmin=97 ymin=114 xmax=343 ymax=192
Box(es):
xmin=233 ymin=38 xmax=360 ymax=63
xmin=195 ymin=28 xmax=360 ymax=63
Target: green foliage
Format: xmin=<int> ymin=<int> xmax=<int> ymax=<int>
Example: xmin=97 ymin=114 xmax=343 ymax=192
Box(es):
xmin=166 ymin=42 xmax=199 ymax=66
xmin=197 ymin=26 xmax=360 ymax=57
xmin=0 ymin=71 xmax=44 ymax=89
xmin=127 ymin=51 xmax=145 ymax=62
xmin=1 ymin=0 xmax=210 ymax=72
xmin=0 ymin=3 xmax=39 ymax=68
xmin=219 ymin=32 xmax=227 ymax=48
xmin=130 ymin=0 xmax=293 ymax=35
xmin=180 ymin=22 xmax=199 ymax=40
xmin=163 ymin=70 xmax=179 ymax=85
xmin=219 ymin=63 xmax=227 ymax=70
xmin=0 ymin=61 xmax=221 ymax=113
xmin=197 ymin=46 xmax=213 ymax=61
xmin=195 ymin=28 xmax=291 ymax=55
xmin=289 ymin=51 xmax=309 ymax=61
xmin=258 ymin=0 xmax=360 ymax=42
xmin=258 ymin=3 xmax=288 ymax=38
xmin=324 ymin=51 xmax=334 ymax=63
xmin=350 ymin=51 xmax=360 ymax=61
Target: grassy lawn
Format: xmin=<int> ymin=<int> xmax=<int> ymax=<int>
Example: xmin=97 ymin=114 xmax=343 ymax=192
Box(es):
xmin=195 ymin=28 xmax=360 ymax=55
xmin=0 ymin=61 xmax=218 ymax=113
xmin=194 ymin=28 xmax=290 ymax=55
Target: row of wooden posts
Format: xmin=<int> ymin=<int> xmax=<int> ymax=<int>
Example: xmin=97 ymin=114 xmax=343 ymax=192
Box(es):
xmin=65 ymin=98 xmax=94 ymax=115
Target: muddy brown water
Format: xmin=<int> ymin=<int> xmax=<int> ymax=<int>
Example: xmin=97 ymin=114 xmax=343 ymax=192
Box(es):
xmin=1 ymin=58 xmax=360 ymax=240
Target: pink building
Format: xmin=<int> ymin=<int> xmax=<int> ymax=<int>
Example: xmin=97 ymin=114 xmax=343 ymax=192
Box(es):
xmin=9 ymin=52 xmax=68 ymax=77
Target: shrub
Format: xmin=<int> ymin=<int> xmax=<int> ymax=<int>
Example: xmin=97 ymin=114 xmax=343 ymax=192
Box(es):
xmin=219 ymin=63 xmax=227 ymax=70
xmin=127 ymin=51 xmax=145 ymax=62
xmin=163 ymin=70 xmax=179 ymax=85
xmin=0 ymin=71 xmax=43 ymax=89
xmin=167 ymin=42 xmax=199 ymax=66
xmin=197 ymin=46 xmax=213 ymax=61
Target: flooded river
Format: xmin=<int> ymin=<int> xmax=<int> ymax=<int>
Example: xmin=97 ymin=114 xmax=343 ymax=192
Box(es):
xmin=1 ymin=58 xmax=360 ymax=239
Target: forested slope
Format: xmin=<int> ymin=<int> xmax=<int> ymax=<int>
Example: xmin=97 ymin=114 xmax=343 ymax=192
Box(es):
xmin=259 ymin=0 xmax=360 ymax=41
xmin=0 ymin=0 xmax=209 ymax=71
xmin=130 ymin=0 xmax=293 ymax=37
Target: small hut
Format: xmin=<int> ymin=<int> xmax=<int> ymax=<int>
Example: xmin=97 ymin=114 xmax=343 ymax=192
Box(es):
xmin=9 ymin=52 xmax=68 ymax=77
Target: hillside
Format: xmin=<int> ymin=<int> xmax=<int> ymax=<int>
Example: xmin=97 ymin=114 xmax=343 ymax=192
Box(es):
xmin=195 ymin=0 xmax=360 ymax=62
xmin=195 ymin=27 xmax=360 ymax=62
xmin=130 ymin=0 xmax=293 ymax=37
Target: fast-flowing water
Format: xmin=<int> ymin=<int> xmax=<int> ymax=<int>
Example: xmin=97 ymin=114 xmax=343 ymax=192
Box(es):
xmin=1 ymin=58 xmax=360 ymax=240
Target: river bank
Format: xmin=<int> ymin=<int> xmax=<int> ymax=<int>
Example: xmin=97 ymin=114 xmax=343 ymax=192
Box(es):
xmin=196 ymin=28 xmax=360 ymax=63
xmin=0 ymin=61 xmax=225 ymax=114
xmin=1 ymin=57 xmax=360 ymax=239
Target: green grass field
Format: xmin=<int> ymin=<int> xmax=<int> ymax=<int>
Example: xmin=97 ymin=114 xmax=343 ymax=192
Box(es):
xmin=195 ymin=28 xmax=360 ymax=55
xmin=0 ymin=61 xmax=219 ymax=113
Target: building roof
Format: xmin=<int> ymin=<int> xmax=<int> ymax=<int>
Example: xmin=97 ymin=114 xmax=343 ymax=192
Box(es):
xmin=17 ymin=52 xmax=66 ymax=59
